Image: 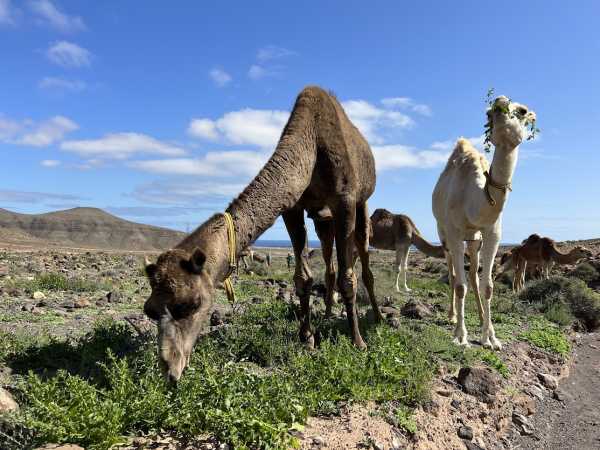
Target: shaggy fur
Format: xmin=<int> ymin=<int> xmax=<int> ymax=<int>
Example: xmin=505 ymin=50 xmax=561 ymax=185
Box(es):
xmin=144 ymin=86 xmax=382 ymax=381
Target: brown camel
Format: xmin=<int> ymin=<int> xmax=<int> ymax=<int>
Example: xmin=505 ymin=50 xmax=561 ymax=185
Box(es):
xmin=367 ymin=209 xmax=444 ymax=292
xmin=512 ymin=234 xmax=592 ymax=292
xmin=143 ymin=86 xmax=383 ymax=382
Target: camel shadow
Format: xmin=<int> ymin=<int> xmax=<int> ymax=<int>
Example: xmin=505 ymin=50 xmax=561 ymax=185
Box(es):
xmin=6 ymin=321 xmax=148 ymax=385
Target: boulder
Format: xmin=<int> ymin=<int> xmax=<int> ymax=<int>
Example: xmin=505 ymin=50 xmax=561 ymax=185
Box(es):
xmin=400 ymin=300 xmax=432 ymax=319
xmin=457 ymin=367 xmax=500 ymax=402
xmin=32 ymin=291 xmax=46 ymax=300
xmin=0 ymin=387 xmax=18 ymax=412
xmin=537 ymin=373 xmax=558 ymax=390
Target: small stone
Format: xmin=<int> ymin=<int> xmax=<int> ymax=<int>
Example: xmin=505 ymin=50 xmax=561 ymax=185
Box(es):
xmin=371 ymin=440 xmax=384 ymax=450
xmin=553 ymin=389 xmax=567 ymax=402
xmin=458 ymin=425 xmax=473 ymax=440
xmin=74 ymin=298 xmax=91 ymax=308
xmin=527 ymin=385 xmax=545 ymax=400
xmin=537 ymin=373 xmax=558 ymax=390
xmin=437 ymin=389 xmax=452 ymax=397
xmin=32 ymin=291 xmax=46 ymax=300
xmin=0 ymin=387 xmax=19 ymax=412
xmin=457 ymin=367 xmax=500 ymax=401
xmin=106 ymin=291 xmax=122 ymax=303
xmin=514 ymin=394 xmax=536 ymax=415
xmin=21 ymin=304 xmax=36 ymax=313
xmin=464 ymin=442 xmax=485 ymax=450
xmin=451 ymin=399 xmax=461 ymax=409
xmin=210 ymin=310 xmax=224 ymax=326
xmin=132 ymin=436 xmax=149 ymax=447
xmin=512 ymin=412 xmax=534 ymax=435
xmin=311 ymin=435 xmax=326 ymax=447
xmin=400 ymin=299 xmax=432 ymax=319
xmin=391 ymin=436 xmax=403 ymax=450
xmin=387 ymin=317 xmax=401 ymax=329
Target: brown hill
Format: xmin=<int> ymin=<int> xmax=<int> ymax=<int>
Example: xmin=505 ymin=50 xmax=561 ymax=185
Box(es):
xmin=0 ymin=207 xmax=186 ymax=251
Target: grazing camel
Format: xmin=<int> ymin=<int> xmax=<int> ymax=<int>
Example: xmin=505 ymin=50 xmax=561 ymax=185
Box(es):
xmin=432 ymin=95 xmax=536 ymax=349
xmin=368 ymin=209 xmax=444 ymax=293
xmin=143 ymin=86 xmax=383 ymax=382
xmin=512 ymin=234 xmax=592 ymax=291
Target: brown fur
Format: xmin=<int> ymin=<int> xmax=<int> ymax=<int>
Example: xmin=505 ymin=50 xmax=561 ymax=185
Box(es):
xmin=144 ymin=86 xmax=382 ymax=381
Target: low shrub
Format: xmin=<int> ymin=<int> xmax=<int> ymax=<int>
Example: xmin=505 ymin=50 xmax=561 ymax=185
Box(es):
xmin=568 ymin=262 xmax=598 ymax=284
xmin=519 ymin=276 xmax=600 ymax=330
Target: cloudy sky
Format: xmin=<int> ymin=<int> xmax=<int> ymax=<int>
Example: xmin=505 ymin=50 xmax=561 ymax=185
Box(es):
xmin=1 ymin=1 xmax=599 ymax=243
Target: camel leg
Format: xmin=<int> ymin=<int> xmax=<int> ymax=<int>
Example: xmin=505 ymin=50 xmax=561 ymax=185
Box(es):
xmin=334 ymin=198 xmax=366 ymax=349
xmin=445 ymin=250 xmax=457 ymax=324
xmin=467 ymin=240 xmax=484 ymax=325
xmin=448 ymin=238 xmax=469 ymax=346
xmin=394 ymin=248 xmax=402 ymax=292
xmin=480 ymin=228 xmax=502 ymax=350
xmin=282 ymin=207 xmax=314 ymax=349
xmin=355 ymin=202 xmax=384 ymax=323
xmin=314 ymin=219 xmax=336 ymax=319
xmin=402 ymin=247 xmax=412 ymax=292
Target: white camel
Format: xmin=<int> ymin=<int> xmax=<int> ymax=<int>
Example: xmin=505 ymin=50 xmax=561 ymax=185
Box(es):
xmin=432 ymin=96 xmax=536 ymax=349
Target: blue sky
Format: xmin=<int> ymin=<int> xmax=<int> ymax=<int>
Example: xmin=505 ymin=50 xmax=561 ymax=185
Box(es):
xmin=1 ymin=0 xmax=599 ymax=243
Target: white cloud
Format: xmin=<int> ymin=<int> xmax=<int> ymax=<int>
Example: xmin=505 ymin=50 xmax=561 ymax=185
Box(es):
xmin=0 ymin=116 xmax=22 ymax=140
xmin=38 ymin=76 xmax=86 ymax=92
xmin=257 ymin=45 xmax=295 ymax=62
xmin=46 ymin=41 xmax=91 ymax=68
xmin=188 ymin=109 xmax=289 ymax=148
xmin=0 ymin=0 xmax=15 ymax=24
xmin=61 ymin=132 xmax=187 ymax=159
xmin=0 ymin=188 xmax=81 ymax=203
xmin=372 ymin=145 xmax=450 ymax=171
xmin=209 ymin=67 xmax=232 ymax=87
xmin=41 ymin=159 xmax=60 ymax=167
xmin=18 ymin=116 xmax=78 ymax=147
xmin=381 ymin=97 xmax=432 ymax=117
xmin=130 ymin=150 xmax=267 ymax=177
xmin=187 ymin=118 xmax=218 ymax=140
xmin=341 ymin=99 xmax=414 ymax=143
xmin=29 ymin=0 xmax=85 ymax=32
xmin=248 ymin=64 xmax=270 ymax=80
xmin=132 ymin=180 xmax=245 ymax=205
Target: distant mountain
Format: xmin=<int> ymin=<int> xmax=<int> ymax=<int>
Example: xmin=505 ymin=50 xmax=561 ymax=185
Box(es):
xmin=0 ymin=207 xmax=187 ymax=251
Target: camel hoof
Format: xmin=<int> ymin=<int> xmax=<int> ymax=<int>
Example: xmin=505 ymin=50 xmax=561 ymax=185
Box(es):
xmin=452 ymin=337 xmax=471 ymax=348
xmin=404 ymin=287 xmax=412 ymax=293
xmin=481 ymin=338 xmax=493 ymax=349
xmin=490 ymin=337 xmax=503 ymax=350
xmin=353 ymin=338 xmax=367 ymax=350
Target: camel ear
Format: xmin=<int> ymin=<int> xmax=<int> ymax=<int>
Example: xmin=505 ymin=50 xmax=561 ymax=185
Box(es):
xmin=184 ymin=247 xmax=206 ymax=274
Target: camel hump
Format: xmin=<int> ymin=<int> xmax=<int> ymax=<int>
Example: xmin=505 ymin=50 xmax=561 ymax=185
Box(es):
xmin=522 ymin=233 xmax=542 ymax=244
xmin=298 ymin=85 xmax=331 ymax=101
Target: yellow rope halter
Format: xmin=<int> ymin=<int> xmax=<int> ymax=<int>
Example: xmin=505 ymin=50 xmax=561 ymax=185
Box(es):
xmin=483 ymin=170 xmax=512 ymax=206
xmin=222 ymin=212 xmax=237 ymax=304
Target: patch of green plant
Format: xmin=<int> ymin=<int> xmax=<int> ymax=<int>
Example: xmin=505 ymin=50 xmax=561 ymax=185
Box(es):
xmin=568 ymin=262 xmax=598 ymax=284
xmin=519 ymin=320 xmax=570 ymax=357
xmin=10 ymin=272 xmax=111 ymax=294
xmin=519 ymin=276 xmax=600 ymax=330
xmin=8 ymin=301 xmax=435 ymax=450
xmin=392 ymin=405 xmax=417 ymax=435
xmin=476 ymin=349 xmax=510 ymax=378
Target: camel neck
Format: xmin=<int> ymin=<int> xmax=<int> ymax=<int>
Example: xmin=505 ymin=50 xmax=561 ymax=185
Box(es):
xmin=489 ymin=143 xmax=519 ymax=186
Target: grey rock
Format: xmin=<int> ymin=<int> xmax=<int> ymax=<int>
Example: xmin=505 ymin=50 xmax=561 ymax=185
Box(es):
xmin=512 ymin=412 xmax=534 ymax=435
xmin=458 ymin=425 xmax=473 ymax=440
xmin=451 ymin=399 xmax=461 ymax=409
xmin=464 ymin=441 xmax=485 ymax=450
xmin=400 ymin=300 xmax=432 ymax=319
xmin=0 ymin=387 xmax=18 ymax=412
xmin=210 ymin=310 xmax=224 ymax=326
xmin=457 ymin=367 xmax=500 ymax=401
xmin=537 ymin=372 xmax=558 ymax=390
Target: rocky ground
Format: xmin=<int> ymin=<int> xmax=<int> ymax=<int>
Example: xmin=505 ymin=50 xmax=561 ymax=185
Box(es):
xmin=0 ymin=242 xmax=598 ymax=450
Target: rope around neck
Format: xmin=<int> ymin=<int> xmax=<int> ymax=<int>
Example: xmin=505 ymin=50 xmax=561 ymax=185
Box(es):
xmin=222 ymin=212 xmax=237 ymax=304
xmin=483 ymin=170 xmax=512 ymax=206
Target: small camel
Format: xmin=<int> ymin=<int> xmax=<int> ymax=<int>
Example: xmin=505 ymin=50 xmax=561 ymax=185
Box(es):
xmin=368 ymin=209 xmax=444 ymax=293
xmin=143 ymin=86 xmax=383 ymax=382
xmin=512 ymin=234 xmax=592 ymax=291
xmin=432 ymin=95 xmax=536 ymax=349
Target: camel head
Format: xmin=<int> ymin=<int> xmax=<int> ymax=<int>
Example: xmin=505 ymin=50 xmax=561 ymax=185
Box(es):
xmin=485 ymin=96 xmax=537 ymax=149
xmin=143 ymin=248 xmax=214 ymax=383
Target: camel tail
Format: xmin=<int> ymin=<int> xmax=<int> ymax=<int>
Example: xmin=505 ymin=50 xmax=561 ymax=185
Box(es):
xmin=412 ymin=232 xmax=445 ymax=258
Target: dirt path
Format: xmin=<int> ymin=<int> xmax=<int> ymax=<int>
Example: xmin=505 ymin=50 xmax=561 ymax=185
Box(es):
xmin=510 ymin=332 xmax=600 ymax=450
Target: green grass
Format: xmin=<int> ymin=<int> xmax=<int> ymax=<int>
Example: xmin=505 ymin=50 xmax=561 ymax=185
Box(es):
xmin=519 ymin=319 xmax=571 ymax=357
xmin=8 ymin=272 xmax=112 ymax=294
xmin=4 ymin=302 xmax=436 ymax=450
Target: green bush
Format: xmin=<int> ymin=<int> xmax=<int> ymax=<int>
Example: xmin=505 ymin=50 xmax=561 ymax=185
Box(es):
xmin=520 ymin=321 xmax=571 ymax=356
xmin=568 ymin=262 xmax=598 ymax=284
xmin=519 ymin=276 xmax=600 ymax=330
xmin=10 ymin=302 xmax=435 ymax=450
xmin=13 ymin=272 xmax=111 ymax=294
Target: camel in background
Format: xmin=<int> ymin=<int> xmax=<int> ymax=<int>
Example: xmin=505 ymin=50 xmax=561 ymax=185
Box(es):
xmin=511 ymin=234 xmax=592 ymax=291
xmin=433 ymin=95 xmax=536 ymax=349
xmin=368 ymin=209 xmax=444 ymax=293
xmin=143 ymin=86 xmax=383 ymax=382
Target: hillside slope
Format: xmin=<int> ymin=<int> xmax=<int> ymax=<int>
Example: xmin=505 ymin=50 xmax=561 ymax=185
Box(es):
xmin=0 ymin=207 xmax=186 ymax=251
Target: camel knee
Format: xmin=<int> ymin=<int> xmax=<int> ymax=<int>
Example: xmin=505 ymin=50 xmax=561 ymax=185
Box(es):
xmin=337 ymin=270 xmax=357 ymax=299
xmin=293 ymin=273 xmax=313 ymax=298
xmin=454 ymin=283 xmax=467 ymax=299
